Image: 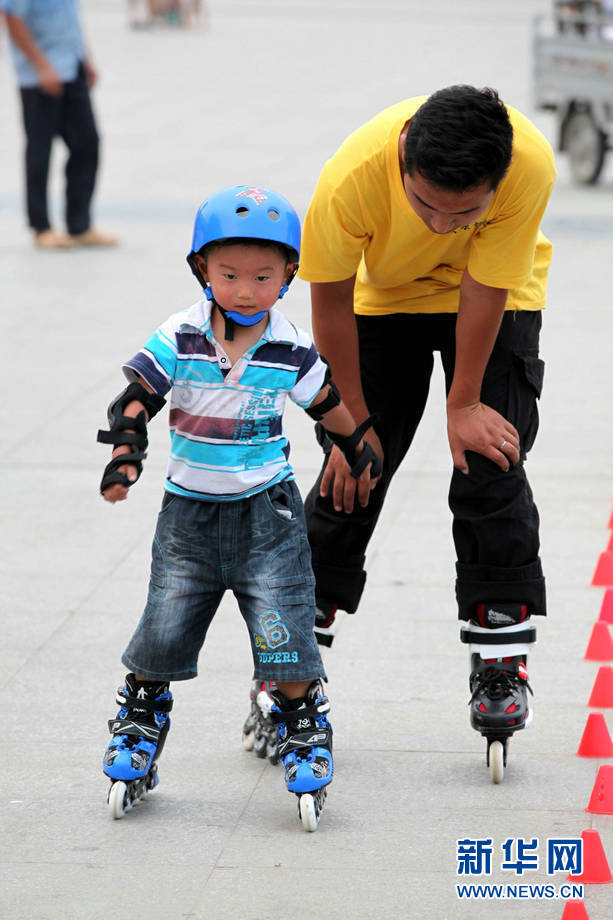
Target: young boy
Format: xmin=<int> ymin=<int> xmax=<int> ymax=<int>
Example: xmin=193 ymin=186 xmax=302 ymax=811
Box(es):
xmin=98 ymin=185 xmax=380 ymax=831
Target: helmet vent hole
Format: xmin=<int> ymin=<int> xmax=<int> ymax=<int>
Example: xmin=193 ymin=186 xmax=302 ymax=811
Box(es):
xmin=235 ymin=206 xmax=249 ymax=217
xmin=267 ymin=209 xmax=280 ymax=221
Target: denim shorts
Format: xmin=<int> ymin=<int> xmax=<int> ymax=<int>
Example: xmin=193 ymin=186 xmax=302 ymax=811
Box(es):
xmin=122 ymin=479 xmax=325 ymax=682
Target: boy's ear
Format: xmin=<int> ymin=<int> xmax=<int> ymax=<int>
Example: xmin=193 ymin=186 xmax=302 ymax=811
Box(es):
xmin=194 ymin=252 xmax=208 ymax=281
xmin=285 ymin=262 xmax=298 ymax=283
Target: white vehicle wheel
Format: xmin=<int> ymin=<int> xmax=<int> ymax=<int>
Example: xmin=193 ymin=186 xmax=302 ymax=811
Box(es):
xmin=565 ymin=110 xmax=606 ymax=185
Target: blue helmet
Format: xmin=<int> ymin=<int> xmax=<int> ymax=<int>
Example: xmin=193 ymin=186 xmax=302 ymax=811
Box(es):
xmin=187 ymin=185 xmax=300 ymax=279
xmin=186 ymin=187 xmax=301 ymax=332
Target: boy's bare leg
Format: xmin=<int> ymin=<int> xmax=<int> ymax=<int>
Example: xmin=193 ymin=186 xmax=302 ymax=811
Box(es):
xmin=133 ymin=675 xmax=311 ymax=702
xmin=276 ymin=680 xmax=311 ymax=700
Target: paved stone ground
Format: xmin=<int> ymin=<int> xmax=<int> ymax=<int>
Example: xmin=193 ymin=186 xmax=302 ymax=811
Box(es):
xmin=1 ymin=2 xmax=613 ymax=918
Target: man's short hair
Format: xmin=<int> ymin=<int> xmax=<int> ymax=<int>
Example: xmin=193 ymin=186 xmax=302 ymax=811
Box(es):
xmin=403 ymin=85 xmax=513 ymax=192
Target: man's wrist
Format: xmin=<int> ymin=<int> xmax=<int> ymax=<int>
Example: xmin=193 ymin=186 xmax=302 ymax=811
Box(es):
xmin=447 ymin=387 xmax=481 ymax=411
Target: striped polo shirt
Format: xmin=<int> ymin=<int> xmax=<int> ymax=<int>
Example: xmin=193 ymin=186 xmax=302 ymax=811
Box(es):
xmin=123 ymin=300 xmax=327 ymax=501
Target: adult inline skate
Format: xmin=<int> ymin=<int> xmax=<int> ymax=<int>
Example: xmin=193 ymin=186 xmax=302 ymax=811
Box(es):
xmin=242 ymin=680 xmax=279 ymax=764
xmin=103 ymin=673 xmax=173 ymax=818
xmin=461 ymin=603 xmax=535 ymax=783
xmin=270 ymin=680 xmax=333 ymax=831
xmin=313 ymin=601 xmax=339 ymax=648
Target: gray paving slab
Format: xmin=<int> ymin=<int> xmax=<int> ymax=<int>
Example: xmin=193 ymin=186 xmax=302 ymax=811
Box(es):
xmin=2 ymin=1 xmax=613 ymax=918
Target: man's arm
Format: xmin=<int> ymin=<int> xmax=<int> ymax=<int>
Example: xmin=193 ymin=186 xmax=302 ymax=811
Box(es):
xmin=446 ymin=268 xmax=520 ymax=474
xmin=5 ymin=13 xmax=62 ymax=95
xmin=311 ymin=276 xmax=384 ymax=513
xmin=311 ymin=276 xmax=364 ymax=421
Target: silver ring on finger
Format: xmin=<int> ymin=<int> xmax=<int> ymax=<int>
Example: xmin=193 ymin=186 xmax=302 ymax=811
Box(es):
xmin=500 ymin=439 xmax=507 ymax=449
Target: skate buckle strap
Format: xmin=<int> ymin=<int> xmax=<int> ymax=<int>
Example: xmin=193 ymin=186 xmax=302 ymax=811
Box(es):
xmin=116 ymin=688 xmax=173 ymax=713
xmin=460 ymin=624 xmax=536 ymax=646
xmin=108 ymin=718 xmax=163 ymax=743
xmin=277 ymin=727 xmax=333 ymax=759
xmin=270 ymin=699 xmax=329 ymax=725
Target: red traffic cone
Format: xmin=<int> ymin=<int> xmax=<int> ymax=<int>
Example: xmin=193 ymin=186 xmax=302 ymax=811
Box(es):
xmin=577 ymin=713 xmax=613 ymax=757
xmin=608 ymin=532 xmax=613 ymax=552
xmin=588 ymin=666 xmax=613 ymax=707
xmin=584 ymin=621 xmax=613 ymax=661
xmin=560 ymin=901 xmax=590 ymax=919
xmin=567 ymin=829 xmax=612 ymax=883
xmin=599 ymin=588 xmax=613 ymax=624
xmin=608 ymin=507 xmax=613 ymax=529
xmin=585 ymin=765 xmax=613 ymax=814
xmin=592 ymin=551 xmax=613 ymax=586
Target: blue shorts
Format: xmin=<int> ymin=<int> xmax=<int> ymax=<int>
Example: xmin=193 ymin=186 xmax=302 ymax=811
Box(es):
xmin=122 ymin=480 xmax=325 ymax=683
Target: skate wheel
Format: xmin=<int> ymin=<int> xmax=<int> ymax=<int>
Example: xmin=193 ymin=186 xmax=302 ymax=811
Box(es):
xmin=242 ymin=730 xmax=255 ymax=752
xmin=489 ymin=740 xmax=505 ymax=784
xmin=266 ymin=743 xmax=279 ymax=766
xmin=108 ymin=781 xmax=128 ymax=819
xmin=146 ymin=766 xmax=159 ymax=792
xmin=253 ymin=734 xmax=267 ymax=759
xmin=299 ymin=794 xmax=318 ymax=832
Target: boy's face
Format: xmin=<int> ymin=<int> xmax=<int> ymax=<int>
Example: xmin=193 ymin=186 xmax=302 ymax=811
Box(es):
xmin=196 ymin=244 xmax=296 ymax=317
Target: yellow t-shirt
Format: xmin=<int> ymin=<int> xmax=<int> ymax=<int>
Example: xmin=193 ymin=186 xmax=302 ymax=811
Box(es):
xmin=298 ymin=98 xmax=556 ymax=314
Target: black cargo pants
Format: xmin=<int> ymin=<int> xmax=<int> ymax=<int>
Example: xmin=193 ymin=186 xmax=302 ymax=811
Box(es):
xmin=19 ymin=62 xmax=99 ymax=234
xmin=304 ymin=310 xmax=546 ymax=621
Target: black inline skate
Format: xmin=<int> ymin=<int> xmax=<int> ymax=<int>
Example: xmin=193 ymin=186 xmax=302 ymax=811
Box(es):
xmin=103 ymin=673 xmax=173 ymax=818
xmin=270 ymin=680 xmax=333 ymax=832
xmin=242 ymin=680 xmax=278 ymax=764
xmin=461 ymin=603 xmax=536 ymax=783
xmin=313 ymin=601 xmax=339 ymax=648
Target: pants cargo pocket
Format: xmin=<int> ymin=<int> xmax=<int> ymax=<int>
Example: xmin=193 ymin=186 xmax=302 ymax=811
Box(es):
xmin=509 ymin=353 xmax=545 ymax=457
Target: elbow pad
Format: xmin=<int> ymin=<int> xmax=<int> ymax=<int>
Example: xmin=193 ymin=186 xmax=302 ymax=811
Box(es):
xmin=97 ymin=382 xmax=166 ymax=493
xmin=305 ymin=359 xmax=341 ymax=421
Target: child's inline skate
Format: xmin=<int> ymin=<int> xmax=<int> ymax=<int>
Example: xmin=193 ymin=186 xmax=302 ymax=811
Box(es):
xmin=270 ymin=680 xmax=333 ymax=831
xmin=103 ymin=673 xmax=173 ymax=818
xmin=242 ymin=680 xmax=279 ymax=764
xmin=461 ymin=603 xmax=536 ymax=783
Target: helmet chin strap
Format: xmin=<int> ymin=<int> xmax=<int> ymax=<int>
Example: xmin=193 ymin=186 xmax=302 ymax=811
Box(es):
xmin=204 ymin=285 xmax=270 ymax=341
xmin=225 ymin=308 xmax=268 ymax=326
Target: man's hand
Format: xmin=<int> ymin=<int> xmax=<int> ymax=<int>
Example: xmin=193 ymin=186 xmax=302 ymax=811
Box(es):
xmin=447 ymin=401 xmax=520 ymax=474
xmin=320 ymin=428 xmax=383 ymax=513
xmin=37 ymin=61 xmax=63 ymax=95
xmin=84 ymin=58 xmax=98 ymax=89
xmin=6 ymin=14 xmax=63 ymax=95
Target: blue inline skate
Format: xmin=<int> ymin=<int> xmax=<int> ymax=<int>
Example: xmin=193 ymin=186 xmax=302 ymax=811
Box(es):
xmin=270 ymin=680 xmax=333 ymax=831
xmin=242 ymin=680 xmax=279 ymax=764
xmin=103 ymin=673 xmax=173 ymax=818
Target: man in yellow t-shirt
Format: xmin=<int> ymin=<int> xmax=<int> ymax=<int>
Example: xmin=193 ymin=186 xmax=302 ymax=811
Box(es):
xmin=299 ymin=86 xmax=556 ymax=755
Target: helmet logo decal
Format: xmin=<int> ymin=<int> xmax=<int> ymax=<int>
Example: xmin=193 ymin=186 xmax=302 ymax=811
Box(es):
xmin=236 ymin=187 xmax=268 ymax=206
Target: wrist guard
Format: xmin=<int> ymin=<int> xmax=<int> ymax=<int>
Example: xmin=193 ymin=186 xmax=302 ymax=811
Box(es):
xmin=325 ymin=415 xmax=382 ymax=479
xmin=305 ymin=358 xmax=341 ymax=421
xmin=97 ymin=382 xmax=166 ymax=493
